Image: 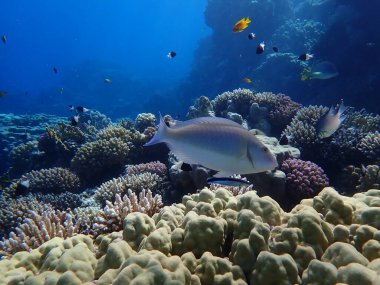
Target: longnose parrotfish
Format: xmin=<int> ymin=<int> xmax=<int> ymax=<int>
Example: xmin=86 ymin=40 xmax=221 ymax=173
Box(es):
xmin=317 ymin=100 xmax=348 ymax=139
xmin=144 ymin=116 xmax=278 ymax=176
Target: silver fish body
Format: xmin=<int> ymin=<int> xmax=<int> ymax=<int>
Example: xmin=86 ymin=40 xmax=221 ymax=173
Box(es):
xmin=144 ymin=116 xmax=278 ymax=175
xmin=317 ymin=100 xmax=347 ymax=138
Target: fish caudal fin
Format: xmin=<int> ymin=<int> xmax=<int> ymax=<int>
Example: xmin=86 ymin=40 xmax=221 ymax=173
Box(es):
xmin=143 ymin=113 xmax=168 ymax=147
xmin=338 ymin=100 xmax=348 ymax=116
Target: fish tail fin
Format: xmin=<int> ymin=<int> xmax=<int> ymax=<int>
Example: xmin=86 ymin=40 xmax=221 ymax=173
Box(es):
xmin=143 ymin=113 xmax=169 ymax=147
xmin=246 ymin=17 xmax=251 ymax=23
xmin=338 ymin=100 xmax=348 ymax=116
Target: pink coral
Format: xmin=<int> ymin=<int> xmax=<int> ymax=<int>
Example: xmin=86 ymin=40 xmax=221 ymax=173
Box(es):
xmin=125 ymin=161 xmax=167 ymax=177
xmin=281 ymin=158 xmax=329 ymax=201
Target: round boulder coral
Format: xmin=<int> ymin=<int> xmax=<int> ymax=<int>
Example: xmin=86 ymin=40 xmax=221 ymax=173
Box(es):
xmin=71 ymin=138 xmax=129 ymax=182
xmin=281 ymin=158 xmax=329 ymax=203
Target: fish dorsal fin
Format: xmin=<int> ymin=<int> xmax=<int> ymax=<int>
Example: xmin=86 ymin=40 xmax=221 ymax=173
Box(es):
xmin=337 ymin=100 xmax=348 ymax=116
xmin=169 ymin=117 xmax=245 ymax=129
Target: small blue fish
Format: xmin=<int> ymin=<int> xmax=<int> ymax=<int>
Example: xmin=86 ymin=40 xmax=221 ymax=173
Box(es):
xmin=317 ymin=100 xmax=348 ymax=139
xmin=207 ymin=177 xmax=252 ymax=187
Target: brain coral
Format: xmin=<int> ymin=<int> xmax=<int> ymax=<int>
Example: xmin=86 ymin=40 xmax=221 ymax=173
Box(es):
xmin=281 ymin=158 xmax=329 ymax=202
xmin=71 ymin=138 xmax=129 ymax=181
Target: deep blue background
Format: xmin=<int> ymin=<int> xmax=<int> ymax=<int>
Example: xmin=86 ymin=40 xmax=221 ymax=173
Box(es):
xmin=0 ymin=0 xmax=210 ymax=118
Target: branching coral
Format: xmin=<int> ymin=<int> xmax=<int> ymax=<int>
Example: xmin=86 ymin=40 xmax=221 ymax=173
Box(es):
xmin=71 ymin=138 xmax=129 ymax=181
xmin=281 ymin=158 xmax=329 ymax=202
xmin=96 ymin=125 xmax=133 ymax=141
xmin=8 ymin=167 xmax=81 ymax=196
xmin=92 ymin=189 xmax=163 ymax=236
xmin=213 ymin=88 xmax=256 ymax=117
xmin=125 ymin=161 xmax=167 ymax=177
xmin=358 ymin=131 xmax=380 ymax=164
xmin=8 ymin=141 xmax=38 ymax=176
xmin=134 ymin=113 xmax=156 ymax=132
xmin=253 ymin=92 xmax=301 ymax=131
xmin=57 ymin=122 xmax=86 ymax=144
xmin=0 ymin=194 xmax=47 ymax=239
xmin=186 ymin=96 xmax=215 ymax=119
xmin=94 ymin=172 xmax=163 ymax=205
xmin=0 ymin=206 xmax=79 ymax=256
xmin=357 ymin=165 xmax=380 ymax=192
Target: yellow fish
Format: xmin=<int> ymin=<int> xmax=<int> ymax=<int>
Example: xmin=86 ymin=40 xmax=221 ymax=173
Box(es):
xmin=243 ymin=77 xmax=252 ymax=83
xmin=233 ymin=17 xmax=251 ymax=32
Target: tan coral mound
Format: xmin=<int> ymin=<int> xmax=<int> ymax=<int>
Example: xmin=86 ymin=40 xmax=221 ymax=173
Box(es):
xmin=1 ymin=187 xmax=380 ymax=285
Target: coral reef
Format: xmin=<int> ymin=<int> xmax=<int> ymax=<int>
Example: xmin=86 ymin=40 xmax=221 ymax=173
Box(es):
xmin=0 ymin=206 xmax=79 ymax=256
xmin=134 ymin=113 xmax=156 ymax=132
xmin=71 ymin=138 xmax=130 ymax=183
xmin=7 ymin=141 xmax=38 ymax=177
xmin=6 ymin=167 xmax=81 ymax=196
xmin=94 ymin=172 xmax=163 ymax=205
xmin=281 ymin=158 xmax=329 ymax=205
xmin=1 ymin=187 xmax=380 ymax=284
xmin=359 ymin=131 xmax=380 ymax=164
xmin=92 ymin=189 xmax=163 ymax=236
xmin=125 ymin=161 xmax=167 ymax=177
xmin=357 ymin=165 xmax=380 ymax=192
xmin=186 ymin=96 xmax=215 ymax=119
xmin=213 ymin=88 xmax=256 ymax=118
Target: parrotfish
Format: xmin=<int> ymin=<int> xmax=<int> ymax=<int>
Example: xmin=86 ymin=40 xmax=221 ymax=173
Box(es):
xmin=144 ymin=116 xmax=278 ymax=175
xmin=301 ymin=61 xmax=339 ymax=80
xmin=316 ymin=100 xmax=348 ymax=139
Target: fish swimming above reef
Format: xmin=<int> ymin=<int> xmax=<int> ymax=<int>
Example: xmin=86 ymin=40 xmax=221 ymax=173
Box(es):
xmin=104 ymin=78 xmax=112 ymax=84
xmin=144 ymin=116 xmax=278 ymax=175
xmin=301 ymin=61 xmax=339 ymax=80
xmin=243 ymin=77 xmax=252 ymax=83
xmin=316 ymin=100 xmax=348 ymax=139
xmin=53 ymin=67 xmax=58 ymax=74
xmin=256 ymin=42 xmax=265 ymax=54
xmin=2 ymin=35 xmax=6 ymax=44
xmin=233 ymin=17 xmax=251 ymax=32
xmin=248 ymin=33 xmax=256 ymax=40
xmin=272 ymin=46 xmax=279 ymax=52
xmin=71 ymin=115 xmax=80 ymax=126
xmin=298 ymin=53 xmax=314 ymax=61
xmin=207 ymin=176 xmax=252 ymax=187
xmin=76 ymin=106 xmax=89 ymax=113
xmin=0 ymin=91 xmax=7 ymax=98
xmin=167 ymin=51 xmax=176 ymax=58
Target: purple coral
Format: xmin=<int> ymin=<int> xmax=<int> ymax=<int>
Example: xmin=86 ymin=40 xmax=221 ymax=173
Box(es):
xmin=281 ymin=158 xmax=329 ymax=201
xmin=125 ymin=161 xmax=167 ymax=178
xmin=267 ymin=94 xmax=301 ymax=129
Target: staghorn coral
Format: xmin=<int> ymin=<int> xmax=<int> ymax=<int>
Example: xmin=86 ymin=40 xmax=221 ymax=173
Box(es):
xmin=94 ymin=172 xmax=163 ymax=205
xmin=281 ymin=158 xmax=329 ymax=203
xmin=213 ymin=88 xmax=256 ymax=117
xmin=31 ymin=191 xmax=83 ymax=211
xmin=0 ymin=206 xmax=79 ymax=256
xmin=71 ymin=138 xmax=130 ymax=181
xmin=357 ymin=165 xmax=380 ymax=192
xmin=7 ymin=167 xmax=81 ymax=196
xmin=125 ymin=161 xmax=167 ymax=177
xmin=134 ymin=113 xmax=156 ymax=132
xmin=0 ymin=194 xmax=47 ymax=239
xmin=358 ymin=131 xmax=380 ymax=163
xmin=92 ymin=189 xmax=163 ymax=236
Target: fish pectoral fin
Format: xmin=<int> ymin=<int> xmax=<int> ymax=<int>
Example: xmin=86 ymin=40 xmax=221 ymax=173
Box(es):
xmin=167 ymin=144 xmax=198 ymax=165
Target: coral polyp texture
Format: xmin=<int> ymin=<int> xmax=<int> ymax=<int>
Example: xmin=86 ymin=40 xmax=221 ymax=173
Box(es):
xmin=281 ymin=158 xmax=329 ymax=202
xmin=1 ymin=187 xmax=380 ymax=284
xmin=7 ymin=167 xmax=81 ymax=196
xmin=70 ymin=138 xmax=130 ymax=181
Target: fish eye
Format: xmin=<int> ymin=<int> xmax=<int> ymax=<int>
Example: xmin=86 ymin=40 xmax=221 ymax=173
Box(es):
xmin=263 ymin=147 xmax=269 ymax=152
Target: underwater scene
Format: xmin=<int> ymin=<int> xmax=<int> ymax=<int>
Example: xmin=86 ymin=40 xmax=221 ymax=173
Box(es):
xmin=1 ymin=0 xmax=380 ymax=284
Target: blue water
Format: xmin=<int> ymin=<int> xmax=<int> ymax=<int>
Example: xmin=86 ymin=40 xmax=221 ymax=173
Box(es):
xmin=0 ymin=0 xmax=210 ymax=118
